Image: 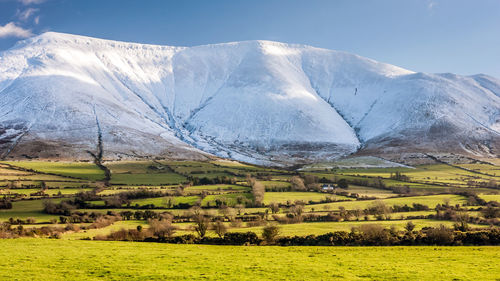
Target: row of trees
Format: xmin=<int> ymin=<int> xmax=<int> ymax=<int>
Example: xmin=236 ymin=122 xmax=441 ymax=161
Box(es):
xmin=97 ymin=224 xmax=500 ymax=246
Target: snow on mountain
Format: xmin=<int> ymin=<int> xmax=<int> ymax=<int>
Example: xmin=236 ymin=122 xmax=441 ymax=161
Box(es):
xmin=0 ymin=32 xmax=498 ymax=164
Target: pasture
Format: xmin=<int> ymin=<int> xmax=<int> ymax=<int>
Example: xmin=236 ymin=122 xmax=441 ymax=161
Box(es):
xmin=0 ymin=239 xmax=498 ymax=280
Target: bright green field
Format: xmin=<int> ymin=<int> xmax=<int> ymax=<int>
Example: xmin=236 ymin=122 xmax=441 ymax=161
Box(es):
xmin=110 ymin=173 xmax=186 ymax=185
xmin=263 ymin=192 xmax=343 ymax=204
xmin=261 ymin=181 xmax=291 ymax=188
xmin=1 ymin=188 xmax=92 ymax=196
xmin=62 ymin=220 xmax=148 ymax=240
xmin=0 ymin=199 xmax=60 ymax=222
xmin=1 ymin=161 xmax=105 ymax=181
xmin=338 ymin=185 xmax=396 ymax=198
xmin=201 ymin=193 xmax=253 ymax=207
xmin=0 ymin=174 xmax=83 ymax=182
xmin=185 ymin=184 xmax=249 ymax=191
xmin=304 ymin=194 xmax=466 ymax=211
xmin=106 ymin=161 xmax=161 ymax=174
xmin=458 ymin=163 xmax=500 ymax=176
xmin=0 ymin=239 xmax=498 ymax=281
xmin=338 ymin=164 xmax=497 ymax=187
xmin=129 ymin=196 xmax=200 ymax=207
xmin=479 ymin=194 xmax=500 ymax=203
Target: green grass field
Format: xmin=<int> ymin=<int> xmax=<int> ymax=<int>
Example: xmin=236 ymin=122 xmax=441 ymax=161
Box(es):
xmin=106 ymin=161 xmax=162 ymax=174
xmin=129 ymin=196 xmax=200 ymax=207
xmin=303 ymin=194 xmax=466 ymax=211
xmin=185 ymin=184 xmax=249 ymax=191
xmin=110 ymin=173 xmax=187 ymax=185
xmin=263 ymin=191 xmax=343 ymax=204
xmin=0 ymin=199 xmax=60 ymax=222
xmin=1 ymin=161 xmax=105 ymax=181
xmin=261 ymin=180 xmax=291 ymax=188
xmin=480 ymin=194 xmax=500 ymax=202
xmin=337 ymin=164 xmax=498 ymax=188
xmin=1 ymin=160 xmax=499 ymax=280
xmin=0 ymin=188 xmax=91 ymax=197
xmin=62 ymin=220 xmax=148 ymax=240
xmin=0 ymin=239 xmax=498 ymax=280
xmin=336 ymin=185 xmax=396 ymax=198
xmin=201 ymin=193 xmax=253 ymax=207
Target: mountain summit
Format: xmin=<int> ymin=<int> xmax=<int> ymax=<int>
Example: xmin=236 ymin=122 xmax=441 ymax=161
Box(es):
xmin=1 ymin=32 xmax=499 ymax=164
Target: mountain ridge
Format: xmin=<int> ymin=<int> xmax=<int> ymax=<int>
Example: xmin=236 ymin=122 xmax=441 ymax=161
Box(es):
xmin=0 ymin=32 xmax=499 ymax=165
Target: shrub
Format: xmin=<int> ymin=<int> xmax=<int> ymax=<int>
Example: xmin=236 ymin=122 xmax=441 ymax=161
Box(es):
xmin=425 ymin=225 xmax=454 ymax=245
xmin=43 ymin=200 xmax=75 ymax=215
xmin=405 ymin=221 xmax=416 ymax=232
xmin=290 ymin=176 xmax=306 ymax=191
xmin=149 ymin=219 xmax=176 ymax=239
xmin=101 ymin=228 xmax=147 ymax=241
xmin=355 ymin=224 xmax=393 ymax=246
xmin=269 ymin=202 xmax=280 ymax=214
xmin=262 ymin=225 xmax=280 ymax=244
xmin=223 ymin=232 xmax=260 ymax=245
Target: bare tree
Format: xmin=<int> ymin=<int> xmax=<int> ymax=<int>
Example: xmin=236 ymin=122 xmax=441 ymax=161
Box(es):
xmin=212 ymin=220 xmax=227 ymax=238
xmin=289 ymin=204 xmax=304 ymax=217
xmin=353 ymin=208 xmax=363 ymax=221
xmin=369 ymin=201 xmax=391 ymax=220
xmin=189 ymin=207 xmax=211 ymax=238
xmin=405 ymin=221 xmax=416 ymax=232
xmin=149 ymin=219 xmax=176 ymax=239
xmin=250 ymin=178 xmax=265 ymax=206
xmin=269 ymin=202 xmax=280 ymax=214
xmin=453 ymin=211 xmax=470 ymax=231
xmin=219 ymin=206 xmax=237 ymax=221
xmin=290 ymin=176 xmax=306 ymax=191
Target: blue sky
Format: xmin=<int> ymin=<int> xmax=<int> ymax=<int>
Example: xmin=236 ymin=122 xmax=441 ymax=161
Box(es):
xmin=0 ymin=0 xmax=499 ymax=77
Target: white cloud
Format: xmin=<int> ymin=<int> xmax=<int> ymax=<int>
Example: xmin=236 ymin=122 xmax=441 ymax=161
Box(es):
xmin=17 ymin=8 xmax=39 ymax=21
xmin=18 ymin=0 xmax=46 ymax=5
xmin=34 ymin=15 xmax=40 ymax=25
xmin=428 ymin=0 xmax=437 ymax=11
xmin=0 ymin=22 xmax=33 ymax=38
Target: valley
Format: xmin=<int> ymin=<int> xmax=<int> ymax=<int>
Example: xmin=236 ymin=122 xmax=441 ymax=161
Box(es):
xmin=0 ymin=157 xmax=499 ymax=280
xmin=1 ymin=157 xmax=498 ymax=238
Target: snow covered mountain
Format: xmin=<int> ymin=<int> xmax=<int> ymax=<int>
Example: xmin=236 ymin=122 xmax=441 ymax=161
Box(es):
xmin=0 ymin=32 xmax=499 ymax=165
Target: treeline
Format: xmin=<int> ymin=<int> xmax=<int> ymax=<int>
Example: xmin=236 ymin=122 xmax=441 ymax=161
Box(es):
xmin=97 ymin=225 xmax=500 ymax=246
xmin=187 ymin=175 xmax=237 ymax=186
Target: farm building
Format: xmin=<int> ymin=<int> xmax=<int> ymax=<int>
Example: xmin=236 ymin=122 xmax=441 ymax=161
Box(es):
xmin=321 ymin=184 xmax=336 ymax=191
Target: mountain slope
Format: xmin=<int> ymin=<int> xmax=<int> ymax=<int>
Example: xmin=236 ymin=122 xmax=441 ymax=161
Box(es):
xmin=0 ymin=32 xmax=499 ymax=164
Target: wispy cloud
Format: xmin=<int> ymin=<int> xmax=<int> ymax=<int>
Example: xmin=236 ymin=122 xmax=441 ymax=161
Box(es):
xmin=17 ymin=8 xmax=39 ymax=21
xmin=0 ymin=22 xmax=33 ymax=38
xmin=427 ymin=0 xmax=437 ymax=11
xmin=34 ymin=15 xmax=40 ymax=25
xmin=18 ymin=0 xmax=46 ymax=5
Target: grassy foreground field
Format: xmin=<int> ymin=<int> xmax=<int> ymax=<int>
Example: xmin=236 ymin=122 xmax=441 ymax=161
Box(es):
xmin=0 ymin=239 xmax=498 ymax=281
